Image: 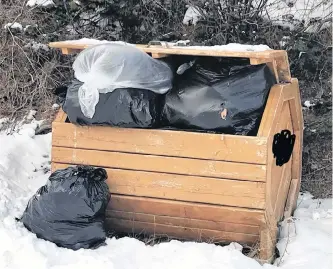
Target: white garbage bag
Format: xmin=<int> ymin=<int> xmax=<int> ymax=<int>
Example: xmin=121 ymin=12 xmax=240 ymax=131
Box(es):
xmin=72 ymin=43 xmax=173 ymax=118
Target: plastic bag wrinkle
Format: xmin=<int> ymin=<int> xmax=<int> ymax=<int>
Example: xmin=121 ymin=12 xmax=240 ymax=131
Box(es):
xmin=73 ymin=43 xmax=173 ymax=118
xmin=19 ymin=165 xmax=110 ymax=251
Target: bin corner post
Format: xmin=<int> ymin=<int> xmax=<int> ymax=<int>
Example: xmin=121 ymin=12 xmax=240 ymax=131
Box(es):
xmin=258 ymin=223 xmax=278 ymax=263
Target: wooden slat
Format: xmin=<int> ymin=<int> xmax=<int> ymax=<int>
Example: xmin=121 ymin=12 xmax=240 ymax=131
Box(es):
xmin=53 ymin=162 xmax=266 ymax=209
xmin=49 ymin=40 xmax=286 ymax=59
xmin=106 ymin=219 xmax=259 ymax=244
xmin=52 ymin=122 xmax=268 ymax=164
xmin=270 ymin=101 xmax=291 ymax=216
xmin=283 ymin=178 xmax=299 ymax=218
xmin=52 ymin=147 xmax=267 ymax=181
xmin=108 ymin=195 xmax=265 ymax=226
xmin=257 ymin=84 xmax=285 ymax=137
xmin=288 ymin=79 xmax=304 ymax=213
xmin=107 ymin=210 xmax=260 ymax=235
xmin=259 ymin=224 xmax=278 ymax=262
xmin=53 ymin=108 xmax=67 ymax=123
xmin=275 ymin=161 xmax=292 ymax=220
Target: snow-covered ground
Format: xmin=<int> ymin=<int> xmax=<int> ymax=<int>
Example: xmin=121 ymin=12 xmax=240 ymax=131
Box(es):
xmin=0 ymin=120 xmax=332 ymax=269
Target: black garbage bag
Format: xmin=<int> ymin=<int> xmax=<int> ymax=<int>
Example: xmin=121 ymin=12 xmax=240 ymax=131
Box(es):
xmin=19 ymin=165 xmax=110 ymax=250
xmin=162 ymin=57 xmax=277 ymax=135
xmin=63 ymin=79 xmax=164 ymax=128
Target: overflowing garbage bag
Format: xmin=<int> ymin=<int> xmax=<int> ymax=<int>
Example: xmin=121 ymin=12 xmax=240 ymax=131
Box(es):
xmin=18 ymin=165 xmax=110 ymax=250
xmin=72 ymin=43 xmax=173 ymax=118
xmin=162 ymin=57 xmax=276 ymax=135
xmin=63 ymin=79 xmax=164 ymax=128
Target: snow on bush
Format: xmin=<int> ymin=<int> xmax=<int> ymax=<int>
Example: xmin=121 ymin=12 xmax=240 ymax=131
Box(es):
xmin=260 ymin=0 xmax=332 ymax=32
xmin=183 ymin=6 xmax=204 ymax=25
xmin=24 ymin=41 xmax=49 ymax=52
xmin=4 ymin=22 xmax=23 ymax=31
xmin=26 ymin=0 xmax=55 ymax=8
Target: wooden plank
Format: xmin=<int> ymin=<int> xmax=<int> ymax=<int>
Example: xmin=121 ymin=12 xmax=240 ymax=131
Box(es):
xmin=275 ymin=53 xmax=291 ymax=82
xmin=259 ymin=224 xmax=278 ymax=262
xmin=283 ymin=178 xmax=299 ymax=218
xmin=106 ymin=219 xmax=259 ymax=244
xmin=257 ymin=84 xmax=285 ymax=137
xmin=258 ymin=84 xmax=285 ymax=219
xmin=53 ymin=162 xmax=266 ymax=209
xmin=274 ymin=104 xmax=293 ymax=221
xmin=52 ymin=122 xmax=268 ymax=164
xmin=270 ymin=101 xmax=291 ymax=217
xmin=275 ymin=161 xmax=292 ymax=220
xmin=288 ymin=79 xmax=304 ymax=212
xmin=53 ymin=108 xmax=67 ymax=123
xmin=108 ymin=195 xmax=265 ymax=226
xmin=49 ymin=40 xmax=287 ymax=59
xmin=52 ymin=147 xmax=267 ymax=181
xmin=107 ymin=210 xmax=260 ymax=235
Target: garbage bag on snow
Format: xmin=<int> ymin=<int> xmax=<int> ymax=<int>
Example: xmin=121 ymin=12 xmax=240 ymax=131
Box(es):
xmin=63 ymin=79 xmax=164 ymax=128
xmin=162 ymin=57 xmax=276 ymax=135
xmin=73 ymin=43 xmax=173 ymax=118
xmin=19 ymin=165 xmax=110 ymax=250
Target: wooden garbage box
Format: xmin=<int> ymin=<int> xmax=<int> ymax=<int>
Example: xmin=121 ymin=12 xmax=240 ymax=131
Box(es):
xmin=49 ymin=40 xmax=304 ymax=262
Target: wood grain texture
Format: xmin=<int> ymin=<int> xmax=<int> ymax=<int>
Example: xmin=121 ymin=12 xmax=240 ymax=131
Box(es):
xmin=52 ymin=147 xmax=267 ymax=181
xmin=257 ymin=84 xmax=285 ymax=138
xmin=288 ymin=79 xmax=304 ymax=212
xmin=107 ymin=219 xmax=259 ymax=244
xmin=49 ymin=41 xmax=287 ymax=59
xmin=108 ymin=195 xmax=265 ymax=226
xmin=53 ymin=162 xmax=266 ymax=209
xmin=52 ymin=122 xmax=268 ymax=164
xmin=270 ymin=101 xmax=292 ymax=220
xmin=53 ymin=108 xmax=67 ymax=123
xmin=259 ymin=224 xmax=278 ymax=262
xmin=107 ymin=210 xmax=260 ymax=235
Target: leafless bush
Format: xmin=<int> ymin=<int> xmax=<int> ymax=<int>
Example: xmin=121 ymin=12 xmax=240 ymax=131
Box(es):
xmin=0 ymin=0 xmax=73 ymax=119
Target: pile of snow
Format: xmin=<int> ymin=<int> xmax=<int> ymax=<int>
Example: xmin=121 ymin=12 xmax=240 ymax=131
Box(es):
xmin=275 ymin=192 xmax=332 ymax=268
xmin=0 ymin=120 xmax=331 ymax=269
xmin=26 ymin=0 xmax=55 ymax=7
xmin=4 ymin=22 xmax=23 ymax=31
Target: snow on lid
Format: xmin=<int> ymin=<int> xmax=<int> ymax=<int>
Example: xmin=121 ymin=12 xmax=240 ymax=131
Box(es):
xmin=60 ymin=38 xmax=132 ymax=46
xmin=4 ymin=22 xmax=23 ymax=31
xmin=58 ymin=38 xmax=271 ymax=52
xmin=26 ymin=0 xmax=55 ymax=7
xmin=171 ymin=43 xmax=271 ymax=52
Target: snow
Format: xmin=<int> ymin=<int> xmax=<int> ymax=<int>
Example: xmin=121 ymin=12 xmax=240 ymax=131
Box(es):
xmin=61 ymin=38 xmax=132 ymax=46
xmin=52 ymin=104 xmax=60 ymax=110
xmin=26 ymin=0 xmax=55 ymax=7
xmin=256 ymin=0 xmax=331 ymax=32
xmin=4 ymin=23 xmax=23 ymax=31
xmin=176 ymin=43 xmax=271 ymax=52
xmin=275 ymin=192 xmax=332 ymax=268
xmin=0 ymin=120 xmax=332 ymax=269
xmin=26 ymin=110 xmax=37 ymax=120
xmin=182 ymin=0 xmax=331 ymax=33
xmin=183 ymin=6 xmax=203 ymax=25
xmin=304 ymin=100 xmax=315 ymax=107
xmin=24 ymin=41 xmax=49 ymax=52
xmin=59 ymin=38 xmax=271 ymax=52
